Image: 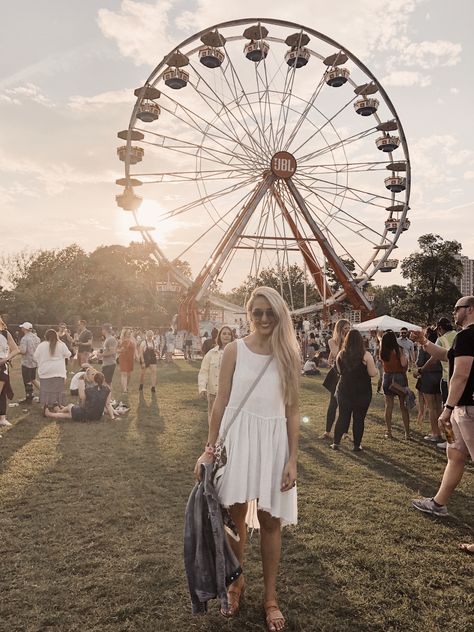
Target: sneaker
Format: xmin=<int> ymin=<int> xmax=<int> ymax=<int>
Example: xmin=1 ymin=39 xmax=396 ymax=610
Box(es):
xmin=33 ymin=396 xmax=40 ymax=403
xmin=436 ymin=441 xmax=447 ymax=450
xmin=330 ymin=443 xmax=339 ymax=450
xmin=424 ymin=435 xmax=442 ymax=443
xmin=18 ymin=397 xmax=33 ymax=404
xmin=412 ymin=497 xmax=449 ymax=517
xmin=0 ymin=419 xmax=12 ymax=427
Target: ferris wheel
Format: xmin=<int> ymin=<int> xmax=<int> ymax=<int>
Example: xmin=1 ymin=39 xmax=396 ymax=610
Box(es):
xmin=116 ymin=17 xmax=410 ymax=328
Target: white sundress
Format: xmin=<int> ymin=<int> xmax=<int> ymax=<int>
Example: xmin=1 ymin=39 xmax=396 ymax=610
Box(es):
xmin=215 ymin=338 xmax=297 ymax=527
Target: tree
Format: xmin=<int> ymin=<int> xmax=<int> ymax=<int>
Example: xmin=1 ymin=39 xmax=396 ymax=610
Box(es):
xmin=371 ymin=284 xmax=409 ymax=316
xmin=0 ymin=243 xmax=192 ymax=327
xmin=226 ymin=264 xmax=320 ymax=310
xmin=398 ymin=234 xmax=462 ymax=323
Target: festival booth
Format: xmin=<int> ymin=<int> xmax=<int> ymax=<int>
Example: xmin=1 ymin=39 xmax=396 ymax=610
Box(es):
xmin=352 ymin=315 xmax=422 ymax=333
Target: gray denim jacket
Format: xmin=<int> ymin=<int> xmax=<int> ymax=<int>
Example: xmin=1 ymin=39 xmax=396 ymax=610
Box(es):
xmin=183 ymin=462 xmax=242 ymax=614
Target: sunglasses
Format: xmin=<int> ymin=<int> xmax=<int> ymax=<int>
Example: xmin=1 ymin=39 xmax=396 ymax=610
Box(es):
xmin=454 ymin=304 xmax=471 ymax=312
xmin=252 ymin=308 xmax=276 ymax=320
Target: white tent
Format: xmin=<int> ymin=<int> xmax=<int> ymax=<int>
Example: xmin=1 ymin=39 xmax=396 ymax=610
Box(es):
xmin=352 ymin=315 xmax=422 ymax=333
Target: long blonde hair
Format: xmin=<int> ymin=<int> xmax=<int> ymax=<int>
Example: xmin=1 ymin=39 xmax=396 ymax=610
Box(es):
xmin=332 ymin=319 xmax=351 ymax=350
xmin=247 ymin=286 xmax=301 ymax=406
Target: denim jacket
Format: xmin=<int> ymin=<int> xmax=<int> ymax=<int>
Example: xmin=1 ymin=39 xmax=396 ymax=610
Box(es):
xmin=183 ymin=462 xmax=242 ymax=614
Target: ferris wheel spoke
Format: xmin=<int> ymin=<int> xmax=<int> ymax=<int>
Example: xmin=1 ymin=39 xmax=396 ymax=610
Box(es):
xmin=138 ymin=127 xmax=255 ymax=169
xmin=296 ymin=171 xmax=394 ymax=206
xmin=187 ymin=60 xmax=270 ymax=159
xmin=281 ymin=74 xmax=327 ymax=152
xmin=298 ymin=160 xmax=392 ymax=174
xmin=133 ymin=168 xmax=255 ymax=184
xmin=292 ymin=175 xmax=386 ymax=244
xmin=273 ymin=63 xmax=299 ymax=152
xmin=218 ymin=45 xmax=275 ymax=156
xmin=158 ymin=93 xmax=260 ymax=160
xmin=297 ymin=126 xmax=377 ymax=164
xmin=159 ymin=173 xmax=262 ymax=222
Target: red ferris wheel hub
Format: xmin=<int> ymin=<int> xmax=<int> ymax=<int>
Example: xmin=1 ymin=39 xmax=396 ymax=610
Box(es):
xmin=271 ymin=151 xmax=297 ymax=178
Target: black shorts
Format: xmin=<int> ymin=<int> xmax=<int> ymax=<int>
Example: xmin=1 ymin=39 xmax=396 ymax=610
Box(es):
xmin=21 ymin=365 xmax=37 ymax=385
xmin=102 ymin=364 xmax=116 ymax=384
xmin=70 ymin=388 xmax=79 ymax=397
xmin=71 ymin=405 xmax=87 ymax=421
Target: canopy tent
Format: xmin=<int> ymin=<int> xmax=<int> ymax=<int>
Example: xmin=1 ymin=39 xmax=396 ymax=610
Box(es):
xmin=352 ymin=315 xmax=422 ymax=333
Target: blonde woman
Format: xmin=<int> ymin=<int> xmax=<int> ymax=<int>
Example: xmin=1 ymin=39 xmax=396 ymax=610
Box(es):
xmin=0 ymin=318 xmax=20 ymax=427
xmin=194 ymin=287 xmax=301 ymax=632
xmin=118 ymin=328 xmax=135 ymax=393
xmin=198 ymin=325 xmax=234 ymax=424
xmin=320 ymin=318 xmax=351 ymax=439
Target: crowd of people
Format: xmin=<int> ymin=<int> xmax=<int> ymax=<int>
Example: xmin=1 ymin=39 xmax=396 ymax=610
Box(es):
xmin=1 ymin=290 xmax=473 ymax=630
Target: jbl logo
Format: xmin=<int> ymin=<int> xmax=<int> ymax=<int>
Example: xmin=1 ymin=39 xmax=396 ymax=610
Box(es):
xmin=271 ymin=152 xmax=297 ymax=178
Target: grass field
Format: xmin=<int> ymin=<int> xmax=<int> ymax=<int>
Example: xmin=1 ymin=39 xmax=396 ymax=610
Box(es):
xmin=0 ymin=360 xmax=473 ymax=632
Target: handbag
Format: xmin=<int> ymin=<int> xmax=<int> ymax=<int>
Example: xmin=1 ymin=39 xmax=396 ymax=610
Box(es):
xmin=322 ymin=365 xmax=339 ymax=393
xmin=212 ymin=355 xmax=273 ymax=485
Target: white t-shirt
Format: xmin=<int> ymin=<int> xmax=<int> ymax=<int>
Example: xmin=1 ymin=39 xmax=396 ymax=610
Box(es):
xmin=302 ymin=319 xmax=311 ymax=333
xmin=33 ymin=340 xmax=71 ymax=379
xmin=70 ymin=371 xmax=85 ymax=391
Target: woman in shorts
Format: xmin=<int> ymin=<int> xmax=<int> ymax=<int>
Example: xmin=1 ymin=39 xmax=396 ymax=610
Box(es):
xmin=380 ymin=331 xmax=410 ymax=439
xmin=138 ymin=330 xmax=158 ymax=393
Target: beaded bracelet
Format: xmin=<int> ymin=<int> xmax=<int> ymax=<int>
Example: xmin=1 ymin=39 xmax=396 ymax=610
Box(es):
xmin=204 ymin=443 xmax=215 ymax=455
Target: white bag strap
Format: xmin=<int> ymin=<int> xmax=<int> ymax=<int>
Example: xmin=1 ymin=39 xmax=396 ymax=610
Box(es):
xmin=219 ymin=354 xmax=273 ymax=443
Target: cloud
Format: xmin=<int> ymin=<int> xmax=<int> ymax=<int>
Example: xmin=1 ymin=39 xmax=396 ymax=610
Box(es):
xmin=97 ymin=0 xmax=174 ymax=66
xmin=97 ymin=0 xmax=423 ymax=64
xmin=68 ymin=88 xmax=135 ymax=111
xmin=0 ymin=150 xmax=116 ymax=196
xmin=381 ymin=71 xmax=431 ymax=88
xmin=464 ymin=171 xmax=474 ymax=180
xmin=0 ymin=83 xmax=54 ymax=107
xmin=390 ymin=38 xmax=462 ymax=69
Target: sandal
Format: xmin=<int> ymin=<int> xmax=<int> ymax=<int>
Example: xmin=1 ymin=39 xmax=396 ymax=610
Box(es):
xmin=264 ymin=599 xmax=285 ymax=631
xmin=221 ymin=579 xmax=245 ymax=617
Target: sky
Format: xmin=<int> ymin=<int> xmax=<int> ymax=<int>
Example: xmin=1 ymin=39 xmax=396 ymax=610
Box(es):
xmin=1 ymin=0 xmax=473 ymax=292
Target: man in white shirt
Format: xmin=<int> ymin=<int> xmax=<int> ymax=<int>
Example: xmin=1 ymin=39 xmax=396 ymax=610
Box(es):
xmin=397 ymin=327 xmax=415 ymax=368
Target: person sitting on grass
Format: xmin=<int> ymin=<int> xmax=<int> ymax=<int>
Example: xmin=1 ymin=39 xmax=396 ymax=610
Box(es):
xmin=69 ymin=364 xmax=95 ymax=398
xmin=45 ymin=372 xmax=117 ymax=421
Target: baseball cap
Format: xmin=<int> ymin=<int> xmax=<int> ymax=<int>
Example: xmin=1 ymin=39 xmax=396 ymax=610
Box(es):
xmin=20 ymin=322 xmax=33 ymax=330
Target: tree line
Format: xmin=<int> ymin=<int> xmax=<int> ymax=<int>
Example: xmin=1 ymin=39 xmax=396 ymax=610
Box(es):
xmin=0 ymin=234 xmax=463 ymax=327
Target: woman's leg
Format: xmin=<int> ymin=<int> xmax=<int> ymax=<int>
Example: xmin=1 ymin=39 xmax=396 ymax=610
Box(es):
xmin=258 ymin=510 xmax=285 ymax=631
xmin=352 ymin=399 xmax=371 ymax=448
xmin=45 ymin=404 xmax=74 ymax=419
xmin=324 ymin=392 xmax=338 ymax=434
xmin=398 ymin=395 xmax=410 ymax=438
xmin=425 ymin=393 xmax=442 ymax=437
xmin=384 ymin=395 xmax=394 ymax=437
xmin=139 ymin=366 xmax=146 ymax=389
xmin=150 ymin=365 xmax=157 ymax=389
xmin=333 ymin=399 xmax=351 ymax=446
xmin=417 ymin=391 xmax=426 ymax=425
xmin=120 ymin=371 xmax=127 ymax=392
xmin=0 ymin=381 xmax=7 ymax=420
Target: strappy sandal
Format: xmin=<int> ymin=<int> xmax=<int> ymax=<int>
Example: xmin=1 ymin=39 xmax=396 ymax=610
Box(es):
xmin=220 ymin=579 xmax=245 ymax=617
xmin=264 ymin=599 xmax=285 ymax=631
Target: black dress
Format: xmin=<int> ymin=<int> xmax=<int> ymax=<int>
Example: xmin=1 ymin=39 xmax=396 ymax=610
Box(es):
xmin=334 ymin=355 xmax=372 ymax=447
